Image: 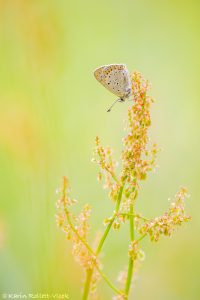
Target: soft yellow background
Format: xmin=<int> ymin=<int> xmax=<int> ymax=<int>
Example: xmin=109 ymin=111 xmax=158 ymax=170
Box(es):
xmin=0 ymin=1 xmax=199 ymax=299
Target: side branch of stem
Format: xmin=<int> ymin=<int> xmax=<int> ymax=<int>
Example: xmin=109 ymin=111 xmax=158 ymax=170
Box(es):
xmin=65 ymin=185 xmax=125 ymax=299
xmin=64 ymin=207 xmax=122 ymax=297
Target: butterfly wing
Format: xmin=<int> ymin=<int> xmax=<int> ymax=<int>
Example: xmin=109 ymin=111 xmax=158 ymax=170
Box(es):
xmin=94 ymin=64 xmax=131 ymax=99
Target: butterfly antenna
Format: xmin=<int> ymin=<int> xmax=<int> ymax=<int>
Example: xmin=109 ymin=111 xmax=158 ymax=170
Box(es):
xmin=107 ymin=98 xmax=121 ymax=112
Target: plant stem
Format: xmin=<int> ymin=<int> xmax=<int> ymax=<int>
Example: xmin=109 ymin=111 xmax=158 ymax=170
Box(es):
xmin=64 ymin=208 xmax=96 ymax=256
xmin=82 ymin=184 xmax=124 ymax=299
xmin=96 ymin=185 xmax=124 ymax=254
xmin=136 ymin=233 xmax=147 ymax=243
xmin=82 ymin=263 xmax=124 ymax=297
xmin=96 ymin=218 xmax=114 ymax=255
xmin=64 ymin=207 xmax=124 ymax=297
xmin=104 ymin=166 xmax=120 ymax=184
xmin=125 ymin=257 xmax=133 ymax=297
xmin=82 ymin=269 xmax=93 ymax=300
xmin=125 ymin=202 xmax=135 ymax=297
xmin=96 ymin=266 xmax=125 ymax=296
xmin=119 ymin=212 xmax=149 ymax=221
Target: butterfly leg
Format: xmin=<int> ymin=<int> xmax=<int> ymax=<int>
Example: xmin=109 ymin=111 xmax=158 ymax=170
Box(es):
xmin=107 ymin=98 xmax=123 ymax=112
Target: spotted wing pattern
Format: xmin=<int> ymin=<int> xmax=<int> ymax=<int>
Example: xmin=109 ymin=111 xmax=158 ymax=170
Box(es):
xmin=94 ymin=64 xmax=131 ymax=99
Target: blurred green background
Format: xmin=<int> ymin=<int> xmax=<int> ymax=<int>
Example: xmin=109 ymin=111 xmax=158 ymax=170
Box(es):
xmin=0 ymin=0 xmax=199 ymax=299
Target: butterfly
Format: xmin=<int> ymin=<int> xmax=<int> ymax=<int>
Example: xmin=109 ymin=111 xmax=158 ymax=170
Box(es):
xmin=94 ymin=64 xmax=132 ymax=112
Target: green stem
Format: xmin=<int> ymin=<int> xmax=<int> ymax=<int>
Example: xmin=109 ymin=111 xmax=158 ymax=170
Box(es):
xmin=96 ymin=266 xmax=125 ymax=296
xmin=96 ymin=218 xmax=114 ymax=255
xmin=64 ymin=207 xmax=123 ymax=296
xmin=82 ymin=184 xmax=124 ymax=299
xmin=125 ymin=202 xmax=135 ymax=297
xmin=125 ymin=258 xmax=134 ymax=297
xmin=119 ymin=212 xmax=149 ymax=221
xmin=136 ymin=233 xmax=147 ymax=243
xmin=96 ymin=185 xmax=124 ymax=254
xmin=64 ymin=208 xmax=96 ymax=256
xmin=82 ymin=269 xmax=93 ymax=300
xmin=104 ymin=166 xmax=120 ymax=184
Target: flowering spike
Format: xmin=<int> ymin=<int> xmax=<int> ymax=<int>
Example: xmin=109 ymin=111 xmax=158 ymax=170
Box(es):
xmin=55 ymin=70 xmax=191 ymax=300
